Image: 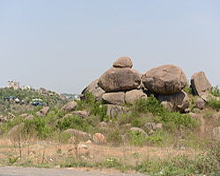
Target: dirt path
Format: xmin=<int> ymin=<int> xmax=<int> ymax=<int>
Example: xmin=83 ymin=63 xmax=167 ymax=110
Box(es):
xmin=0 ymin=166 xmax=147 ymax=176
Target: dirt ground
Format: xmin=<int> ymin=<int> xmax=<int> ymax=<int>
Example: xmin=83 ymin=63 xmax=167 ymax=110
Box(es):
xmin=0 ymin=138 xmax=200 ymax=168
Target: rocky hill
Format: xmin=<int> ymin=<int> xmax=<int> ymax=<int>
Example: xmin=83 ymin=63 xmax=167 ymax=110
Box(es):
xmin=0 ymin=57 xmax=220 ymax=175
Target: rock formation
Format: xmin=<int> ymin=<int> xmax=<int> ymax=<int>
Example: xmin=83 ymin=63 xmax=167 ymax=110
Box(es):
xmin=142 ymin=65 xmax=187 ymax=95
xmin=191 ymin=71 xmax=211 ymax=96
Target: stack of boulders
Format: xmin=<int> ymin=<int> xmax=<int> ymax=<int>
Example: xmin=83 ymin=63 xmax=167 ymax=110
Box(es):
xmin=82 ymin=57 xmax=213 ymax=113
xmin=142 ymin=64 xmax=189 ymax=112
xmin=83 ymin=57 xmax=147 ymax=106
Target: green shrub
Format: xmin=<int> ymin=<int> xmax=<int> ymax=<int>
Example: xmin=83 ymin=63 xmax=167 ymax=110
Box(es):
xmin=107 ymin=129 xmax=123 ymax=146
xmin=23 ymin=117 xmax=52 ymax=139
xmin=127 ymin=130 xmax=147 ymax=146
xmin=133 ymin=95 xmax=166 ymax=116
xmin=211 ymin=86 xmax=220 ymax=97
xmin=208 ymin=98 xmax=220 ymax=110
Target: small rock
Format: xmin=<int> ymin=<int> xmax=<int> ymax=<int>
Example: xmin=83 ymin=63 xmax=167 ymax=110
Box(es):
xmin=62 ymin=101 xmax=77 ymax=112
xmin=99 ymin=121 xmax=108 ymax=128
xmin=63 ymin=129 xmax=91 ymax=141
xmin=77 ymin=143 xmax=90 ymax=156
xmin=25 ymin=115 xmax=35 ymax=120
xmin=107 ymin=104 xmax=126 ymax=118
xmin=73 ymin=111 xmax=89 ymax=118
xmin=36 ymin=106 xmax=50 ymax=116
xmin=130 ymin=127 xmax=148 ymax=136
xmin=212 ymin=126 xmax=220 ymax=141
xmin=195 ymin=97 xmax=206 ymax=110
xmin=93 ymin=133 xmax=107 ymax=145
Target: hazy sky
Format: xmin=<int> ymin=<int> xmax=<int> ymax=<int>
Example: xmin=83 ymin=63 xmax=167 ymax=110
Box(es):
xmin=0 ymin=0 xmax=220 ymax=94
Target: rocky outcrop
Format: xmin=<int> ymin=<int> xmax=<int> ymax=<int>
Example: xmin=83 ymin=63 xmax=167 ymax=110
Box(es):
xmin=125 ymin=89 xmax=147 ymax=104
xmin=102 ymin=92 xmax=125 ymax=105
xmin=158 ymin=91 xmax=189 ymax=112
xmin=142 ymin=65 xmax=187 ymax=95
xmin=98 ymin=67 xmax=141 ymax=92
xmin=81 ymin=79 xmax=105 ymax=100
xmin=62 ymin=101 xmax=77 ymax=112
xmin=191 ymin=71 xmax=211 ymax=96
xmin=113 ymin=56 xmax=133 ymax=68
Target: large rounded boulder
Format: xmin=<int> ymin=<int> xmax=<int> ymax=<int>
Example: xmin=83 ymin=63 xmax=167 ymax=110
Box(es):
xmin=142 ymin=65 xmax=187 ymax=95
xmin=98 ymin=67 xmax=141 ymax=92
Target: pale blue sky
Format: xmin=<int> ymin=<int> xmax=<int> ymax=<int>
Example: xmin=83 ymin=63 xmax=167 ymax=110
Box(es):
xmin=0 ymin=0 xmax=220 ymax=93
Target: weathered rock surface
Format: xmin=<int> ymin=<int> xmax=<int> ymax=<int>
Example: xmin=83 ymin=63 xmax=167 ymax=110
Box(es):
xmin=73 ymin=111 xmax=89 ymax=118
xmin=107 ymin=104 xmax=126 ymax=118
xmin=142 ymin=65 xmax=187 ymax=94
xmin=25 ymin=114 xmax=35 ymax=120
xmin=81 ymin=79 xmax=105 ymax=100
xmin=63 ymin=129 xmax=91 ymax=141
xmin=62 ymin=101 xmax=77 ymax=112
xmin=158 ymin=91 xmax=189 ymax=112
xmin=98 ymin=67 xmax=141 ymax=92
xmin=113 ymin=56 xmax=133 ymax=68
xmin=102 ymin=92 xmax=125 ymax=105
xmin=125 ymin=89 xmax=147 ymax=104
xmin=212 ymin=126 xmax=220 ymax=141
xmin=195 ymin=97 xmax=206 ymax=110
xmin=130 ymin=127 xmax=148 ymax=136
xmin=93 ymin=133 xmax=107 ymax=144
xmin=77 ymin=143 xmax=90 ymax=156
xmin=8 ymin=123 xmax=24 ymax=136
xmin=36 ymin=106 xmax=50 ymax=116
xmin=191 ymin=71 xmax=211 ymax=96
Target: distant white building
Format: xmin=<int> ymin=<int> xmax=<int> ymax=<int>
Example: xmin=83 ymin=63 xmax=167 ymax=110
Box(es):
xmin=7 ymin=81 xmax=20 ymax=90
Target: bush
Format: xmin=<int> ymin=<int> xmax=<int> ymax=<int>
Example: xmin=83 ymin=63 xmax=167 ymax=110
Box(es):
xmin=208 ymin=98 xmax=220 ymax=110
xmin=23 ymin=117 xmax=52 ymax=139
xmin=127 ymin=130 xmax=147 ymax=146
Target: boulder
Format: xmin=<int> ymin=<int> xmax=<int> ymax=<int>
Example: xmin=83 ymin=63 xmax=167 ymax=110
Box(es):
xmin=130 ymin=127 xmax=148 ymax=137
xmin=8 ymin=123 xmax=24 ymax=136
xmin=158 ymin=91 xmax=189 ymax=112
xmin=62 ymin=101 xmax=77 ymax=112
xmin=194 ymin=97 xmax=206 ymax=110
xmin=72 ymin=111 xmax=89 ymax=118
xmin=102 ymin=92 xmax=125 ymax=105
xmin=113 ymin=56 xmax=133 ymax=68
xmin=25 ymin=114 xmax=35 ymax=120
xmin=212 ymin=126 xmax=220 ymax=141
xmin=107 ymin=105 xmax=125 ymax=118
xmin=81 ymin=79 xmax=105 ymax=100
xmin=98 ymin=67 xmax=141 ymax=92
xmin=125 ymin=89 xmax=147 ymax=104
xmin=63 ymin=129 xmax=91 ymax=141
xmin=36 ymin=106 xmax=50 ymax=116
xmin=77 ymin=143 xmax=90 ymax=156
xmin=93 ymin=133 xmax=107 ymax=144
xmin=142 ymin=65 xmax=187 ymax=94
xmin=191 ymin=71 xmax=211 ymax=96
